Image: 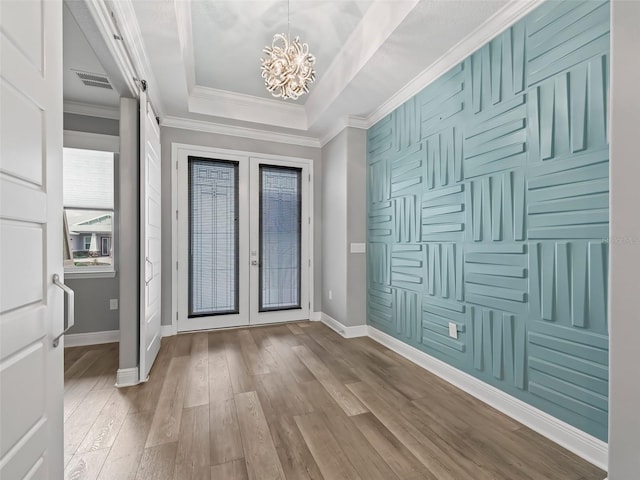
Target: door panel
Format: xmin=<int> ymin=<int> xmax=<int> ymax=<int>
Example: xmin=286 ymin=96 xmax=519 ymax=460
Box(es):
xmin=139 ymin=90 xmax=162 ymax=381
xmin=250 ymin=158 xmax=310 ymax=325
xmin=0 ymin=1 xmax=64 ymax=478
xmin=177 ymin=150 xmax=310 ymax=331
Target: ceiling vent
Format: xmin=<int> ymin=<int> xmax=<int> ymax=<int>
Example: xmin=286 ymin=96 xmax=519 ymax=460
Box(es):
xmin=73 ymin=70 xmax=113 ymax=90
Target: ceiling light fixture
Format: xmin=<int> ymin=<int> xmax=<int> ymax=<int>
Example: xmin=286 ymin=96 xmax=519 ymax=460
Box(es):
xmin=260 ymin=0 xmax=316 ymax=100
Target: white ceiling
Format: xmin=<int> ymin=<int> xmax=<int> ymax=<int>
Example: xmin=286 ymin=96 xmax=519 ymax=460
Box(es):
xmin=63 ymin=3 xmax=120 ymax=108
xmin=71 ymin=0 xmax=543 ymax=144
xmin=191 ymin=1 xmax=373 ymax=102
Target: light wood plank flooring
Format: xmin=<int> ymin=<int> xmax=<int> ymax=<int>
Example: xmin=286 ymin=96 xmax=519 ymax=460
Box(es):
xmin=64 ymin=322 xmax=606 ymax=480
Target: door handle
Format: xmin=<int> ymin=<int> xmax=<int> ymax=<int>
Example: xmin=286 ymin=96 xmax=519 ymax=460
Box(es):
xmin=251 ymin=260 xmax=259 ymax=266
xmin=52 ymin=274 xmax=74 ymax=348
xmin=145 ymin=256 xmax=154 ymax=285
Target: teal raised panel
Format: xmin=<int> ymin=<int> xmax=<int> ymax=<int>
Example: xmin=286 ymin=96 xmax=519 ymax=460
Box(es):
xmin=367 ymin=0 xmax=610 ymax=440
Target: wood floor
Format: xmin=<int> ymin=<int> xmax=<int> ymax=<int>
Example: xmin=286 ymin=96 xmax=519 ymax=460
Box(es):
xmin=64 ymin=322 xmax=606 ymax=480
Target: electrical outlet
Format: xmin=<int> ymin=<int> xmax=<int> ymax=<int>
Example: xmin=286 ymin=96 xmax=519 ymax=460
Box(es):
xmin=448 ymin=322 xmax=458 ymax=339
xmin=110 ymin=299 xmax=119 ymax=310
xmin=328 ymin=290 xmax=333 ymax=300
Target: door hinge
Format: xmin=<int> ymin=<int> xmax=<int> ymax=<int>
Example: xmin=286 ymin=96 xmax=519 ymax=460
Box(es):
xmin=176 ymin=161 xmax=178 ymax=170
xmin=176 ymin=312 xmax=178 ymax=321
xmin=176 ymin=210 xmax=178 ymax=220
xmin=308 ymin=217 xmax=311 ymax=225
xmin=308 ymin=259 xmax=311 ymax=267
xmin=308 ymin=173 xmax=311 ymax=182
xmin=176 ymin=261 xmax=179 ymax=270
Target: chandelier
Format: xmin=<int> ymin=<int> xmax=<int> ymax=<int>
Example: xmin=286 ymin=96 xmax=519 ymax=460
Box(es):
xmin=260 ymin=2 xmax=316 ymax=100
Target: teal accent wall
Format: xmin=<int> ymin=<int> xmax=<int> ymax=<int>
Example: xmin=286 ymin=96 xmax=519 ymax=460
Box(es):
xmin=366 ymin=0 xmax=609 ymax=441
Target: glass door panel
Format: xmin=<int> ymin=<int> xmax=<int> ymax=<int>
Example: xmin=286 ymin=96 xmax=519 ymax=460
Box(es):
xmin=189 ymin=158 xmax=239 ymax=316
xmin=259 ymin=166 xmax=302 ymax=311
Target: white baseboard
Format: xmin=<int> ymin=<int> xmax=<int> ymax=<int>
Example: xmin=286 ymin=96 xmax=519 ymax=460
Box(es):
xmin=367 ymin=326 xmax=608 ymax=471
xmin=310 ymin=311 xmax=322 ymax=321
xmin=319 ymin=313 xmax=368 ymax=338
xmin=115 ymin=367 xmax=140 ymax=387
xmin=161 ymin=324 xmax=177 ymax=337
xmin=64 ymin=330 xmax=119 ymax=347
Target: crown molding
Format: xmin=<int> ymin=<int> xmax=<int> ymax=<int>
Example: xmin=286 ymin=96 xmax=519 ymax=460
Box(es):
xmin=161 ymin=115 xmax=321 ymax=148
xmin=320 ymin=115 xmax=368 ymax=147
xmin=365 ymin=0 xmax=546 ymax=128
xmin=63 ymin=100 xmax=120 ymax=120
xmin=188 ymin=86 xmax=308 ymax=131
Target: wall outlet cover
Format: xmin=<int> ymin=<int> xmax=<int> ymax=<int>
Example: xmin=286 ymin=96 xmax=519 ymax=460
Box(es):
xmin=110 ymin=299 xmax=119 ymax=310
xmin=448 ymin=322 xmax=458 ymax=339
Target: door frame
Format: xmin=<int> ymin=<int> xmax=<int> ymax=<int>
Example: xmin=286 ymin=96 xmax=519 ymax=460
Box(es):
xmin=170 ymin=143 xmax=315 ymax=335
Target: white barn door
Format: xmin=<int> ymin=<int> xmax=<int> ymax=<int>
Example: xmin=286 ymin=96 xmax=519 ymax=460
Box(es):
xmin=0 ymin=1 xmax=65 ymax=478
xmin=139 ymin=89 xmax=162 ymax=381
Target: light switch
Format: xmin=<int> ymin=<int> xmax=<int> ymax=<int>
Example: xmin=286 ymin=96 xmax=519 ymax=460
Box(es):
xmin=110 ymin=299 xmax=119 ymax=310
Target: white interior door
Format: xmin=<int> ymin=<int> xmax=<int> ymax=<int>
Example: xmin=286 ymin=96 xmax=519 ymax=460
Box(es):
xmin=139 ymin=90 xmax=162 ymax=381
xmin=0 ymin=1 xmax=65 ymax=478
xmin=176 ymin=148 xmax=310 ymax=332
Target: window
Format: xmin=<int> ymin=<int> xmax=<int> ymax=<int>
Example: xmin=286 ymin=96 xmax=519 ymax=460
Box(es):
xmin=63 ymin=148 xmax=115 ymax=275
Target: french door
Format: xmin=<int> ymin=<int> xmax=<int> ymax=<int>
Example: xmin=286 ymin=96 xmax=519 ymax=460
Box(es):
xmin=177 ymin=150 xmax=310 ymax=331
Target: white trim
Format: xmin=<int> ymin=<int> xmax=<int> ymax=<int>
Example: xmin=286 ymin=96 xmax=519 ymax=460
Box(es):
xmin=115 ymin=367 xmax=139 ymax=387
xmin=365 ymin=0 xmax=546 ymax=128
xmin=64 ymin=329 xmax=119 ymax=347
xmin=162 ymin=116 xmax=321 ymax=148
xmin=64 ymin=100 xmax=120 ymax=120
xmin=188 ymin=86 xmax=308 ymax=130
xmin=367 ymin=326 xmax=609 ymax=471
xmin=161 ymin=324 xmax=177 ymax=337
xmin=63 ymin=130 xmax=119 ymax=153
xmin=319 ymin=313 xmax=368 ymax=339
xmin=319 ymin=115 xmax=368 ymax=147
xmin=310 ymin=311 xmax=322 ymax=322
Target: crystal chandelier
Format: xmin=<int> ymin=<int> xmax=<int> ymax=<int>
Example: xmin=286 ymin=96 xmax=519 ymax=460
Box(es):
xmin=260 ymin=1 xmax=316 ymax=100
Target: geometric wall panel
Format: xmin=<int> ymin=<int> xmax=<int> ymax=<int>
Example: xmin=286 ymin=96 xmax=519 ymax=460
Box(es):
xmin=464 ymin=96 xmax=527 ymax=179
xmin=528 ymin=321 xmax=609 ymax=429
xmin=468 ymin=170 xmax=525 ymax=242
xmin=390 ymin=244 xmax=424 ymax=292
xmin=391 ymin=144 xmax=424 ymax=197
xmin=368 ymin=0 xmax=610 ymax=440
xmin=424 ymin=243 xmax=463 ymax=301
xmin=368 ymin=243 xmax=389 ymax=286
xmin=393 ymin=195 xmax=420 ymax=243
xmin=529 ymin=241 xmax=608 ymax=332
xmin=526 ymin=0 xmax=610 ymax=87
xmin=470 ymin=306 xmax=526 ymax=389
xmin=464 ymin=244 xmax=528 ymax=314
xmin=527 ymin=148 xmax=609 ymax=239
xmin=368 ymin=200 xmax=393 ymax=243
xmin=392 ymin=288 xmax=421 ymax=343
xmin=421 ymin=184 xmax=465 ymax=242
xmin=424 ymin=127 xmax=463 ymax=189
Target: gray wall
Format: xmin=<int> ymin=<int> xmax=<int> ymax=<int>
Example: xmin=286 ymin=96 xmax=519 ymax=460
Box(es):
xmin=64 ymin=112 xmax=119 ymax=136
xmin=159 ymin=126 xmax=323 ymax=327
xmin=608 ymin=0 xmax=640 ymax=477
xmin=321 ymin=127 xmax=367 ymax=327
xmin=118 ymin=98 xmax=139 ymax=370
xmin=346 ymin=128 xmax=367 ymax=326
xmin=321 ymin=130 xmax=348 ymax=322
xmin=64 ymin=112 xmax=120 ymax=335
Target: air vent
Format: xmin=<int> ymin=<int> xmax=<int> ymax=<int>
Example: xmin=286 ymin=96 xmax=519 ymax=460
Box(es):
xmin=73 ymin=70 xmax=113 ymax=90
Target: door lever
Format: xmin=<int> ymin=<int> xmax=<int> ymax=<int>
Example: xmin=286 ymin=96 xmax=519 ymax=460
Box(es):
xmin=251 ymin=260 xmax=259 ymax=266
xmin=52 ymin=274 xmax=75 ymax=348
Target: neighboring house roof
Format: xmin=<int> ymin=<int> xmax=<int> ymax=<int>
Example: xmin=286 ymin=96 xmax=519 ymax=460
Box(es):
xmin=66 ymin=211 xmax=112 ymax=235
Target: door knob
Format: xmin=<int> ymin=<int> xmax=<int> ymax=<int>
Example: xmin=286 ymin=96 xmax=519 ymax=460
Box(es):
xmin=251 ymin=260 xmax=258 ymax=266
